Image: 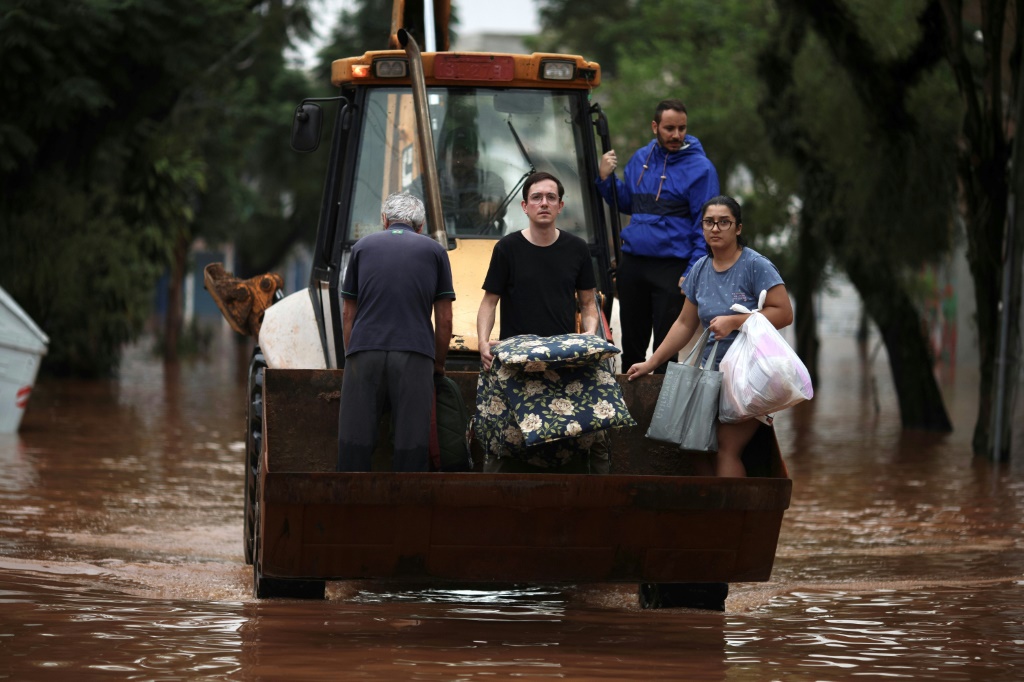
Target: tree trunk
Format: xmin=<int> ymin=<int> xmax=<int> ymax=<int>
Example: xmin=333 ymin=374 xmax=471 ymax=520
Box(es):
xmin=791 ymin=175 xmax=831 ymax=387
xmin=791 ymin=203 xmax=826 ymax=387
xmin=756 ymin=9 xmax=824 ymax=383
xmin=757 ymin=2 xmax=954 ymax=431
xmin=994 ymin=189 xmax=1024 ymax=459
xmin=793 ymin=265 xmax=820 ymax=387
xmin=844 ymin=258 xmax=953 ymax=431
xmin=164 ymin=230 xmax=189 ymax=364
xmin=935 ymin=0 xmax=1017 ymax=456
xmin=988 ymin=32 xmax=1024 ymax=460
xmin=960 ymin=148 xmax=1009 ymax=454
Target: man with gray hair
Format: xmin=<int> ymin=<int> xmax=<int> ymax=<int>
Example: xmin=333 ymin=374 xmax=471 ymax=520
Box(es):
xmin=337 ymin=192 xmax=455 ymax=472
xmin=380 ymin=191 xmax=426 ymax=226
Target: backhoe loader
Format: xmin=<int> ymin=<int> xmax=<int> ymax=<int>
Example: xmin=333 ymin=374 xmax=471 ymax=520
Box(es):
xmin=205 ymin=0 xmax=791 ymax=605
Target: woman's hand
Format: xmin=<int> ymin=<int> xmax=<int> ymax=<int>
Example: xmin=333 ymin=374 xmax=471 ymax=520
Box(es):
xmin=708 ymin=314 xmax=748 ymax=340
xmin=626 ymin=360 xmax=654 ymax=381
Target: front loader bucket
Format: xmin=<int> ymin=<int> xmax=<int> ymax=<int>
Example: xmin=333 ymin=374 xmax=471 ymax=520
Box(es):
xmin=253 ymin=370 xmax=791 ymax=588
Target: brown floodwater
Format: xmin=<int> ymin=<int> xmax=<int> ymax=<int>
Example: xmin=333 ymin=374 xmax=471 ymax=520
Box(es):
xmin=1 ymin=333 xmax=1022 ymax=680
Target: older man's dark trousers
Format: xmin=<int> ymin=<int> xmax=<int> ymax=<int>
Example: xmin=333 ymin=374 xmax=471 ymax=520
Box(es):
xmin=337 ymin=350 xmax=433 ymax=472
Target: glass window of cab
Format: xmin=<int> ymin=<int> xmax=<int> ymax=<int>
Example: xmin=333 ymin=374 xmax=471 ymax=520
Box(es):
xmin=344 ymin=87 xmax=595 ymax=244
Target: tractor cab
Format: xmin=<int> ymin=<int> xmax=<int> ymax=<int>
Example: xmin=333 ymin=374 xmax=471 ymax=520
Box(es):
xmin=291 ymin=48 xmax=616 ymax=369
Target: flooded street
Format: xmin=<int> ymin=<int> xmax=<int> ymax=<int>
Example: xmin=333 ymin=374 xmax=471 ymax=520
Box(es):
xmin=2 ymin=332 xmax=1023 ymax=680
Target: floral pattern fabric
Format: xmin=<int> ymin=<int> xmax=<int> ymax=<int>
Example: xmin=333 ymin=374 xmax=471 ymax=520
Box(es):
xmin=473 ymin=334 xmax=636 ymax=468
xmin=493 ymin=333 xmax=621 ymax=370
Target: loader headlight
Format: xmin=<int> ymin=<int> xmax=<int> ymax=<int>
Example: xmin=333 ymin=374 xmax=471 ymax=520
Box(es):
xmin=374 ymin=58 xmax=408 ymax=78
xmin=540 ymin=60 xmax=575 ymax=80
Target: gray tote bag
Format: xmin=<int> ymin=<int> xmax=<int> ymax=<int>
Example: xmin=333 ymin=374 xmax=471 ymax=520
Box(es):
xmin=645 ymin=328 xmax=722 ymax=452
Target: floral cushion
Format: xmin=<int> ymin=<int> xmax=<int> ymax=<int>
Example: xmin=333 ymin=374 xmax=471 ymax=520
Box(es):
xmin=474 ymin=368 xmax=607 ymax=467
xmin=493 ymin=333 xmax=621 ymax=370
xmin=473 ymin=334 xmax=636 ymax=468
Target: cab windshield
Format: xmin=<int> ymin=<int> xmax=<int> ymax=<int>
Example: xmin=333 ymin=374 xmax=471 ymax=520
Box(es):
xmin=344 ymin=87 xmax=595 ymax=244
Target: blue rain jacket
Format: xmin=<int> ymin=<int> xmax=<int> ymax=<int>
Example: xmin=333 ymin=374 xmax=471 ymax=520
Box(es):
xmin=596 ymin=135 xmax=719 ymax=274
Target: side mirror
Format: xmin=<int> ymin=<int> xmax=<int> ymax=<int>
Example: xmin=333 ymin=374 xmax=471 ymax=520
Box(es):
xmin=291 ymin=103 xmax=323 ymax=153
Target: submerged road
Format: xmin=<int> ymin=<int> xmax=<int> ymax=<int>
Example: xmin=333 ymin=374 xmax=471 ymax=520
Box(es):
xmin=0 ymin=333 xmax=1022 ymax=680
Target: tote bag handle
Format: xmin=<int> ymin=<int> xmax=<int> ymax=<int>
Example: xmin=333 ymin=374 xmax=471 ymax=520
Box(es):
xmin=682 ymin=327 xmax=719 ymax=371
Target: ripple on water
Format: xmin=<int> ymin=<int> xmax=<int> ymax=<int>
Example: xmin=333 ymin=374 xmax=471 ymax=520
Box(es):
xmin=2 ymin=336 xmax=1024 ymax=679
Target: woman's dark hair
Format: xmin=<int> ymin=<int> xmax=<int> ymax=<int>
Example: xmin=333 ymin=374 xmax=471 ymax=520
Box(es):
xmin=522 ymin=171 xmax=564 ymax=202
xmin=700 ymin=195 xmax=747 ymax=256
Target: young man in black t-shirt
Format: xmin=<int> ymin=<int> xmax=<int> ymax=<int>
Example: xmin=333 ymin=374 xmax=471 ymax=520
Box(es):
xmin=476 ymin=172 xmax=598 ymax=371
xmin=476 ymin=172 xmax=609 ymax=474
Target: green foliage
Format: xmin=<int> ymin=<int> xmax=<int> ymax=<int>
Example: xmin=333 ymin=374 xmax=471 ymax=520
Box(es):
xmin=0 ymin=0 xmax=318 ymax=374
xmin=843 ymin=0 xmax=933 ymax=59
xmin=313 ymin=0 xmax=459 ymax=83
xmin=751 ymin=0 xmax=960 ymax=429
xmin=531 ymin=0 xmax=641 ymax=77
xmin=0 ymin=176 xmax=164 ymax=375
xmin=189 ymin=7 xmax=325 ymax=276
xmin=535 ymin=0 xmax=963 ymax=428
xmin=536 ymin=0 xmax=798 ymax=265
xmin=535 ymin=0 xmax=958 ymax=283
xmin=783 ymin=8 xmax=959 ymax=279
xmin=317 ymin=0 xmax=395 ymax=75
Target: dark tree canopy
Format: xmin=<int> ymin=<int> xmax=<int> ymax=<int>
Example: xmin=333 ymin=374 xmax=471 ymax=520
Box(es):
xmin=535 ymin=0 xmax=966 ymax=432
xmin=0 ymin=0 xmax=319 ymax=374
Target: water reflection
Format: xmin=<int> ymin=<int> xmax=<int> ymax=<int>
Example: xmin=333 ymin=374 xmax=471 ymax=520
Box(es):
xmin=747 ymin=585 xmax=1024 ymax=679
xmin=1 ymin=333 xmax=1023 ymax=680
xmin=235 ymin=589 xmax=730 ymax=680
xmin=4 ymin=567 xmax=1022 ymax=680
xmin=1 ymin=569 xmax=245 ymax=678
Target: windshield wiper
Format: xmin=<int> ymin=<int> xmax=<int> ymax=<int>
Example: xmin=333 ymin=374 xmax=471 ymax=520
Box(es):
xmin=481 ymin=119 xmax=536 ymax=233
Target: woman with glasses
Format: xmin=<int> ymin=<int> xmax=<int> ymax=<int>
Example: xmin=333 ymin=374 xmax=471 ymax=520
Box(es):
xmin=625 ymin=195 xmax=793 ymax=477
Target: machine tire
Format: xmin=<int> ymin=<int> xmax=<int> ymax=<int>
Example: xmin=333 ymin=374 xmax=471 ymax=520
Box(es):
xmin=242 ymin=349 xmax=266 ymax=565
xmin=638 ymin=583 xmax=729 ymax=611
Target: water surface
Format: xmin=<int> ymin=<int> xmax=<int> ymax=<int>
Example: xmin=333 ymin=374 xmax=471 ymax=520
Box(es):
xmin=1 ymin=334 xmax=1022 ymax=680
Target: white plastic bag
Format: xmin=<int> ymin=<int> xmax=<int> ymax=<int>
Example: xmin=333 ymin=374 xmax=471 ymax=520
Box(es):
xmin=719 ymin=290 xmax=813 ymax=423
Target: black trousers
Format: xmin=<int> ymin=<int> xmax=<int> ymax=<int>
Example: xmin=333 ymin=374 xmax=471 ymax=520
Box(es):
xmin=616 ymin=252 xmax=687 ymax=373
xmin=337 ymin=350 xmax=433 ymax=472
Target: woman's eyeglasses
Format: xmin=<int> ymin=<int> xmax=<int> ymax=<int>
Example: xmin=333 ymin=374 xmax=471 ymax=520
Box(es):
xmin=701 ymin=218 xmax=735 ymax=231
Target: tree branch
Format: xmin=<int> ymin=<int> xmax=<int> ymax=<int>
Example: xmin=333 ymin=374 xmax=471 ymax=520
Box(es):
xmin=937 ymin=0 xmax=985 ymax=144
xmin=790 ymin=0 xmax=947 ymax=133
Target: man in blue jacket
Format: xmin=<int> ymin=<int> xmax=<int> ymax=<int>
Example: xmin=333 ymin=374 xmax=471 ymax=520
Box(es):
xmin=597 ymin=99 xmax=719 ymax=373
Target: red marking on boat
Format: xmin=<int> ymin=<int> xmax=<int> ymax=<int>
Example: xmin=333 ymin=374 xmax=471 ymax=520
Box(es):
xmin=15 ymin=386 xmax=31 ymax=410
